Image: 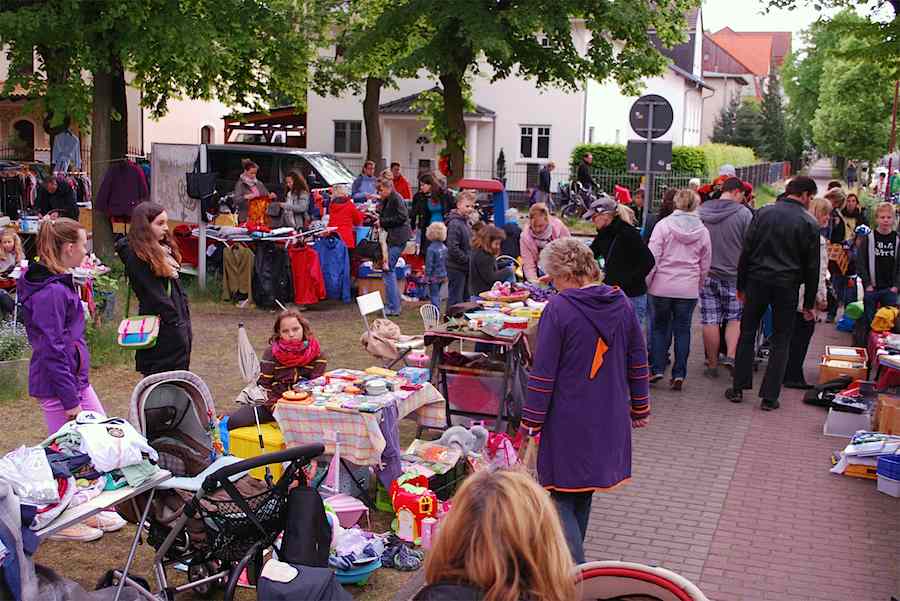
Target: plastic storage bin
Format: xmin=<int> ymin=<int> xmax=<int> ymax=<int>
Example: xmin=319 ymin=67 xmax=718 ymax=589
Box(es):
xmin=877 ymin=475 xmax=900 ymax=497
xmin=229 ymin=422 xmax=286 ymax=481
xmin=877 ymin=454 xmax=900 ymax=480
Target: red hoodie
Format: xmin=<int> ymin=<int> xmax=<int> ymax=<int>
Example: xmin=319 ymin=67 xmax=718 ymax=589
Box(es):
xmin=328 ymin=198 xmax=364 ymax=248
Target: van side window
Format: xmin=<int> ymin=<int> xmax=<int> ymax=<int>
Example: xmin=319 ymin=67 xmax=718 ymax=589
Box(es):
xmin=283 ymin=157 xmax=319 ymax=188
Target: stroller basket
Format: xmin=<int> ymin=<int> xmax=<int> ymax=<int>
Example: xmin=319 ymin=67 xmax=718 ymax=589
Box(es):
xmin=200 ymin=488 xmax=287 ymax=563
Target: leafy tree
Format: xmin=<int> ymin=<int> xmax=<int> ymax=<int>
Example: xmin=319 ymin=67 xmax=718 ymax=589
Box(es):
xmin=0 ymin=0 xmax=331 ymax=255
xmin=711 ymin=93 xmax=740 ymax=145
xmin=811 ymin=34 xmax=894 ymax=161
xmin=758 ymin=69 xmax=787 ymax=160
xmin=767 ymin=1 xmax=899 ymax=78
xmin=732 ymin=99 xmax=764 ymax=154
xmin=345 ymin=0 xmax=699 ymax=184
xmin=781 ymin=10 xmax=863 ymax=147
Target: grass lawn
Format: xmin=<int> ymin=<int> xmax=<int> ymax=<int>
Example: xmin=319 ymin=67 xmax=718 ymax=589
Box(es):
xmin=6 ymin=289 xmax=430 ymax=600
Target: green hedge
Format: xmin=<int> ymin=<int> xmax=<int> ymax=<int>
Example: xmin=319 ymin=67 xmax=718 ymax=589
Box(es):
xmin=697 ymin=143 xmax=756 ymax=179
xmin=570 ymin=143 xmax=756 ymax=179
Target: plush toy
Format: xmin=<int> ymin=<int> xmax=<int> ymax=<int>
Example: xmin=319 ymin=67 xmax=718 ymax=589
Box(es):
xmin=437 ymin=425 xmax=489 ymax=455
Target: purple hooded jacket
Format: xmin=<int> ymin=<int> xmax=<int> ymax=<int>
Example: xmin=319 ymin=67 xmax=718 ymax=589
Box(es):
xmin=522 ymin=284 xmax=650 ymax=491
xmin=17 ymin=262 xmax=90 ymax=408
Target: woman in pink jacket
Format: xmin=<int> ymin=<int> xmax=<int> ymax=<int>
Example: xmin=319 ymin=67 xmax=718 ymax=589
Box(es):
xmin=520 ymin=203 xmax=570 ymax=282
xmin=646 ymin=189 xmax=711 ymax=390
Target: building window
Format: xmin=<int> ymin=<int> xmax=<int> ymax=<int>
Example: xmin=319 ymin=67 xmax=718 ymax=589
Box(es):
xmin=588 ymin=126 xmax=595 ymax=144
xmin=538 ymin=35 xmax=550 ymax=47
xmin=200 ymin=126 xmax=214 ymax=144
xmin=520 ymin=125 xmax=550 ymax=160
xmin=334 ymin=120 xmax=362 ymax=154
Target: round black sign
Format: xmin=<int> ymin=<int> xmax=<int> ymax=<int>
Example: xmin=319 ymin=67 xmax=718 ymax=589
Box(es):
xmin=629 ymin=94 xmax=674 ymax=140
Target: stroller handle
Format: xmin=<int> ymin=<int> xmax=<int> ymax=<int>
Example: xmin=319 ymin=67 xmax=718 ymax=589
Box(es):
xmin=202 ymin=443 xmax=325 ymax=492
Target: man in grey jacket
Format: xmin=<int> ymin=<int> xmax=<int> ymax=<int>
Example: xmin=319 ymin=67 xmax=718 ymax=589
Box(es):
xmin=698 ymin=178 xmax=753 ymax=377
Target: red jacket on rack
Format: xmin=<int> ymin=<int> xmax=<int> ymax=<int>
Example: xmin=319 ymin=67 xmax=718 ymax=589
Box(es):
xmin=288 ymin=245 xmax=326 ymax=306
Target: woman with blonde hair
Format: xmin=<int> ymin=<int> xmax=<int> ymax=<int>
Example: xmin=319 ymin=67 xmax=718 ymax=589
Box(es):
xmin=520 ymin=202 xmax=570 ymax=283
xmin=520 ymin=237 xmax=649 ymax=564
xmin=645 ymin=189 xmax=711 ymax=390
xmin=117 ymin=202 xmax=192 ymax=376
xmin=414 ymin=470 xmax=575 ymax=601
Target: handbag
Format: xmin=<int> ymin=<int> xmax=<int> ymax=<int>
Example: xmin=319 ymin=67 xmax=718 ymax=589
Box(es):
xmin=117 ymin=280 xmax=170 ymax=349
xmin=355 ymin=226 xmax=383 ymax=262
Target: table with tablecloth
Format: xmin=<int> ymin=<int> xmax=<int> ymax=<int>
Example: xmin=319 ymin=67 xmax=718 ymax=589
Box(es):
xmin=273 ymin=382 xmax=446 ymax=467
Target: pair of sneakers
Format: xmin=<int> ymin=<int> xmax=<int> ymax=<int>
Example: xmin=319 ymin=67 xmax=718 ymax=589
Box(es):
xmin=47 ymin=511 xmax=127 ymax=542
xmin=381 ymin=536 xmax=424 ymax=571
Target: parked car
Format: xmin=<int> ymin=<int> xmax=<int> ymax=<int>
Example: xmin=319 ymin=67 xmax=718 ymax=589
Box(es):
xmin=204 ymin=144 xmax=355 ymax=197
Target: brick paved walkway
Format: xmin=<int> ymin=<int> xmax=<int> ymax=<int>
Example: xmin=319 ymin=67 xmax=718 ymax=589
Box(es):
xmin=395 ymin=162 xmax=900 ymax=600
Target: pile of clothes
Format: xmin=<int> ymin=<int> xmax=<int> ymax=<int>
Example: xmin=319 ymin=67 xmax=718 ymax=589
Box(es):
xmin=0 ymin=411 xmax=159 ymax=552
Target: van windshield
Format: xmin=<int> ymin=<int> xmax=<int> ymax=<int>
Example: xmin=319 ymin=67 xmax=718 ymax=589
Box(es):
xmin=305 ymin=154 xmax=354 ymax=186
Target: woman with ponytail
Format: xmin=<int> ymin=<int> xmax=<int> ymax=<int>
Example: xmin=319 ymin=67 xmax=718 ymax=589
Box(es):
xmin=116 ymin=202 xmax=192 ymax=376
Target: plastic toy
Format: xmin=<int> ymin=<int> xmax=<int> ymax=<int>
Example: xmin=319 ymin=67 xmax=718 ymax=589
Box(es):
xmin=437 ymin=425 xmax=489 ymax=455
xmin=390 ymin=474 xmax=438 ymax=543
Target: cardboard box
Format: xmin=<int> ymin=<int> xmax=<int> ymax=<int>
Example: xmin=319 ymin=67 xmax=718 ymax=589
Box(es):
xmin=875 ymin=394 xmax=900 ymax=435
xmin=819 ymin=346 xmax=868 ymax=384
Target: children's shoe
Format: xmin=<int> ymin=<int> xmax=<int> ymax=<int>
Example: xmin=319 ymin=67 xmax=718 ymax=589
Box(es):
xmin=670 ymin=377 xmax=684 ymax=391
xmin=84 ymin=511 xmax=127 ymax=533
xmin=648 ymin=374 xmax=664 ymax=384
xmin=47 ymin=523 xmax=103 ymax=542
xmin=761 ymin=398 xmax=780 ymax=411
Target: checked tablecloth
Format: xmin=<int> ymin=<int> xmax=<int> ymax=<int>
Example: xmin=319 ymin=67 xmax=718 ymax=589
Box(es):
xmin=273 ymin=383 xmax=446 ymax=466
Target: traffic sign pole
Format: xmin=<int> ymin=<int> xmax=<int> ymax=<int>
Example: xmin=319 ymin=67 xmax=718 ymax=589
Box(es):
xmin=643 ymin=104 xmax=654 ymax=231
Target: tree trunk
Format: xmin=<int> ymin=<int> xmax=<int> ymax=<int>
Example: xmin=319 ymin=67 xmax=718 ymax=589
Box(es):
xmin=90 ymin=58 xmax=128 ymax=260
xmin=363 ymin=77 xmax=384 ymax=170
xmin=440 ymin=73 xmax=466 ymax=187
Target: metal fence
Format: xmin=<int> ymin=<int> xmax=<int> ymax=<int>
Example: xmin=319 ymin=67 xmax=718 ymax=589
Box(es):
xmin=339 ymin=158 xmax=789 ymax=200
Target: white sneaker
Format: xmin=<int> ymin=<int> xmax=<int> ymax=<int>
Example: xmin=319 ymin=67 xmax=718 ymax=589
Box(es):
xmin=84 ymin=511 xmax=127 ymax=533
xmin=47 ymin=523 xmax=104 ymax=542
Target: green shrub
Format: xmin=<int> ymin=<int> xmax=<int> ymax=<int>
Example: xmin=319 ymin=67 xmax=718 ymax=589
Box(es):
xmin=697 ymin=143 xmax=756 ymax=179
xmin=0 ymin=322 xmax=29 ymax=362
xmin=569 ymin=144 xmax=708 ymax=177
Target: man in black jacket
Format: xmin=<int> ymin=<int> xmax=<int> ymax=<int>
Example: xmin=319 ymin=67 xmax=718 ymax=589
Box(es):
xmin=445 ymin=190 xmax=476 ymax=311
xmin=376 ymin=177 xmax=412 ymax=316
xmin=726 ymin=176 xmax=821 ymax=410
xmin=576 ymin=153 xmax=597 ymax=192
xmin=36 ymin=176 xmax=79 ymax=220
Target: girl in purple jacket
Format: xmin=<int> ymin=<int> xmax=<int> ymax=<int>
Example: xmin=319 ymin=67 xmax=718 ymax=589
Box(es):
xmin=18 ymin=218 xmax=106 ymax=434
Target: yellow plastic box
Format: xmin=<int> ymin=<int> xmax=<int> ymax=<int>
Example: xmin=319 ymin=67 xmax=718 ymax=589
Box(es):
xmin=229 ymin=422 xmax=286 ymax=481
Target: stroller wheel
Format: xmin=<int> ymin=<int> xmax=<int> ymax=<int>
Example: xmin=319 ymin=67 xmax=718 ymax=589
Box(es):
xmin=188 ymin=561 xmax=223 ymax=597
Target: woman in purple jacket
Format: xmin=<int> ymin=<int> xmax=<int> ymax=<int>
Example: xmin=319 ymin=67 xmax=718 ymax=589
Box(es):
xmin=520 ymin=237 xmax=650 ymax=564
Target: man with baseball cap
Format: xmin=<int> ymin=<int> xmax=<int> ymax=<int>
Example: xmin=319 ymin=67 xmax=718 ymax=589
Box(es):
xmin=587 ymin=195 xmax=655 ymax=328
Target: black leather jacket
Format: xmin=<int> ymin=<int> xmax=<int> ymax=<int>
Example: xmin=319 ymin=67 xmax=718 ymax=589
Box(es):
xmin=737 ymin=197 xmax=821 ymax=309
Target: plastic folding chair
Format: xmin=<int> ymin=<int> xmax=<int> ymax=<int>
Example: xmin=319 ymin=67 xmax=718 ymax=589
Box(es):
xmin=420 ymin=304 xmax=441 ymax=331
xmin=357 ymin=291 xmax=424 ymax=369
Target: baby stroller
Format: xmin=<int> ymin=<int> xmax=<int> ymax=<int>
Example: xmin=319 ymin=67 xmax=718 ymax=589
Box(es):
xmin=114 ymin=370 xmax=324 ymax=600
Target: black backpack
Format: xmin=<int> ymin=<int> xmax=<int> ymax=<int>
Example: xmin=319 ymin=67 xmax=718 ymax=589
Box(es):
xmin=803 ymin=376 xmax=853 ymax=407
xmin=279 ymin=486 xmax=332 ymax=568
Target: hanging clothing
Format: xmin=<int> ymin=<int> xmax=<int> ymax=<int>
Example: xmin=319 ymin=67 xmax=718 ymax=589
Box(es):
xmin=253 ymin=242 xmax=295 ymax=309
xmin=288 ymin=245 xmax=326 ymax=306
xmin=312 ymin=236 xmax=351 ymax=303
xmin=222 ymin=245 xmax=254 ymax=301
xmin=94 ymin=161 xmax=149 ymax=217
xmin=52 ymin=131 xmax=82 ymax=173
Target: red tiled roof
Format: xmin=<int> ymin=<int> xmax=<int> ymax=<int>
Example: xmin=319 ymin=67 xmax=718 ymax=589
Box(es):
xmin=702 ymin=34 xmax=753 ymax=75
xmin=709 ymin=28 xmax=792 ymax=76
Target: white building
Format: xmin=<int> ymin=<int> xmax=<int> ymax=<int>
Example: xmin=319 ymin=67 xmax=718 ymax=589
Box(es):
xmin=304 ymin=8 xmax=708 ymax=191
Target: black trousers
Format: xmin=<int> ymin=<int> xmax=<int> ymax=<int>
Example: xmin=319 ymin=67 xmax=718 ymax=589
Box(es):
xmin=226 ymin=404 xmax=275 ymax=430
xmin=734 ymin=279 xmax=799 ymax=401
xmin=784 ymin=312 xmax=816 ymax=384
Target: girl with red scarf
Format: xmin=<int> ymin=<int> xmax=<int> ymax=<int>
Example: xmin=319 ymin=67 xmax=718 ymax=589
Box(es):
xmin=226 ymin=309 xmax=327 ymax=430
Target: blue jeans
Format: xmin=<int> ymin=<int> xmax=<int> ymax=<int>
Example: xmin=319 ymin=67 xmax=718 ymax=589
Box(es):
xmin=428 ymin=281 xmax=443 ymax=308
xmin=649 ymin=296 xmax=697 ymax=379
xmin=761 ymin=306 xmax=774 ymax=339
xmin=551 ymin=490 xmax=593 ymax=564
xmin=446 ymin=269 xmax=468 ymax=312
xmin=629 ymin=294 xmax=648 ymax=333
xmin=383 ymin=245 xmax=403 ymax=315
xmin=864 ymin=288 xmax=898 ymax=327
